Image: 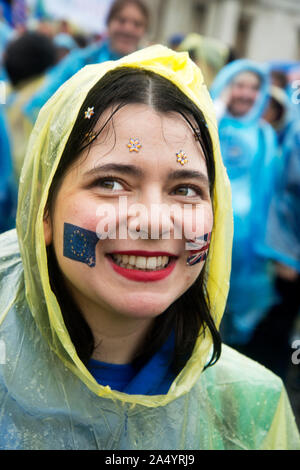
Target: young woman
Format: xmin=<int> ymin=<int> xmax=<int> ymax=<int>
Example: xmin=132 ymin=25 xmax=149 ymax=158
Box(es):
xmin=0 ymin=45 xmax=299 ymax=450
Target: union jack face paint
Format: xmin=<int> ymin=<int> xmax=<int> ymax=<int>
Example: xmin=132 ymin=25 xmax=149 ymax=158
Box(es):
xmin=186 ymin=231 xmax=211 ymax=266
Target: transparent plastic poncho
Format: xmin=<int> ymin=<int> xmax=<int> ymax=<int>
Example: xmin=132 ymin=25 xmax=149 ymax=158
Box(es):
xmin=0 ymin=45 xmax=299 ymax=450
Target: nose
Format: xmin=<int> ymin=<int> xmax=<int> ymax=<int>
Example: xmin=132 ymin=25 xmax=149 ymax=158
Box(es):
xmin=127 ymin=188 xmax=178 ymax=240
xmin=244 ymin=85 xmax=257 ymax=100
xmin=120 ymin=19 xmax=138 ymax=35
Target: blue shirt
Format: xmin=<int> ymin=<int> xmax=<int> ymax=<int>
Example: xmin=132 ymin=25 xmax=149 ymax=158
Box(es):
xmin=87 ymin=332 xmax=176 ymax=395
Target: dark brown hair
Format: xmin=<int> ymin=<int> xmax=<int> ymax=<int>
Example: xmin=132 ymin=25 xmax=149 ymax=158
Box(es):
xmin=46 ymin=67 xmax=221 ymax=375
xmin=106 ymin=0 xmax=149 ymax=28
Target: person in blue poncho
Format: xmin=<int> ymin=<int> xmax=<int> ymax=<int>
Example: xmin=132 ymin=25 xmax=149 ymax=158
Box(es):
xmin=0 ymin=106 xmax=16 ymax=233
xmin=242 ymin=116 xmax=300 ymax=381
xmin=53 ymin=33 xmax=78 ymax=63
xmin=263 ymin=85 xmax=294 ymax=148
xmin=24 ymin=0 xmax=149 ymax=124
xmin=0 ymin=10 xmax=13 ymax=81
xmin=240 ymin=75 xmax=300 ymax=381
xmin=210 ymin=59 xmax=279 ymax=350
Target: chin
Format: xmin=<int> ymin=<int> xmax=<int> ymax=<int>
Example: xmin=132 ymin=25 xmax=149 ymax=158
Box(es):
xmin=114 ymin=293 xmax=173 ymax=319
xmin=115 ymin=44 xmax=138 ymax=56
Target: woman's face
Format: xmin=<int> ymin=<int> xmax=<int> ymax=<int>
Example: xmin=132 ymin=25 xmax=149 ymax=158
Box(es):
xmin=44 ymin=104 xmax=213 ymax=323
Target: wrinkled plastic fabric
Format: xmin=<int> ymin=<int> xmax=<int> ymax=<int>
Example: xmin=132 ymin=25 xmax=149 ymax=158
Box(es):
xmin=257 ymin=121 xmax=300 ymax=272
xmin=0 ymin=45 xmax=299 ymax=449
xmin=210 ymin=60 xmax=279 ymax=345
xmin=53 ymin=33 xmax=78 ymax=52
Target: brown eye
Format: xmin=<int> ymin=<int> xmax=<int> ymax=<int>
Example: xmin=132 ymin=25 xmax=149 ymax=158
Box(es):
xmin=97 ymin=179 xmax=124 ymax=191
xmin=172 ymin=186 xmax=199 ymax=197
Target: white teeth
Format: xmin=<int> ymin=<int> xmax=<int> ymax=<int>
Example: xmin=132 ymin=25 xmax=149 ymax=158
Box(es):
xmin=111 ymin=254 xmax=171 ymax=270
xmin=136 ymin=256 xmax=147 ymax=269
xmin=128 ymin=255 xmax=136 ymax=266
xmin=146 ymin=257 xmax=157 ymax=269
xmin=122 ymin=254 xmax=129 ymax=264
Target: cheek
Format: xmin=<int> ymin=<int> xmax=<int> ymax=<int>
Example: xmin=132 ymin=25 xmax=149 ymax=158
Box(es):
xmin=55 ymin=197 xmax=100 ymax=232
xmin=95 ymin=201 xmax=125 ymax=240
xmin=176 ymin=254 xmax=204 ymax=301
xmin=51 ymin=196 xmax=101 ymax=261
xmin=181 ymin=204 xmax=213 ymax=240
xmin=183 ymin=204 xmax=213 ymax=267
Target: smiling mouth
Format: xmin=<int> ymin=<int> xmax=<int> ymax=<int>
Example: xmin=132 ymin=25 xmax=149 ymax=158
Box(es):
xmin=107 ymin=253 xmax=176 ymax=271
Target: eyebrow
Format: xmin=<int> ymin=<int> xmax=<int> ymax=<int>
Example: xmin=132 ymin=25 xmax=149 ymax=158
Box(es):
xmin=168 ymin=169 xmax=209 ymax=187
xmin=84 ymin=163 xmax=209 ymax=187
xmin=84 ymin=163 xmax=143 ymax=178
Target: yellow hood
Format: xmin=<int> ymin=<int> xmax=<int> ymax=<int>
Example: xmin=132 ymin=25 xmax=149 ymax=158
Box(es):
xmin=16 ymin=44 xmax=233 ymax=407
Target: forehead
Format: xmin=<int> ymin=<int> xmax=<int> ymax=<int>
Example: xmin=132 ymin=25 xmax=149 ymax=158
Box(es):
xmin=232 ymin=71 xmax=260 ymax=87
xmin=100 ymin=104 xmax=193 ymax=140
xmin=112 ymin=3 xmax=146 ymax=20
xmin=79 ymin=103 xmax=208 ymax=172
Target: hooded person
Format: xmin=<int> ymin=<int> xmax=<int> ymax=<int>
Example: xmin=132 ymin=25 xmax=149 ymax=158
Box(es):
xmin=210 ymin=60 xmax=279 ymax=348
xmin=245 ymin=118 xmax=300 ymax=380
xmin=23 ymin=0 xmax=149 ymax=124
xmin=260 ymin=123 xmax=300 ymax=275
xmin=263 ymin=85 xmax=294 ymax=147
xmin=53 ymin=33 xmax=79 ymax=63
xmin=260 ymin=82 xmax=300 ymax=275
xmin=0 ymin=45 xmax=299 ymax=450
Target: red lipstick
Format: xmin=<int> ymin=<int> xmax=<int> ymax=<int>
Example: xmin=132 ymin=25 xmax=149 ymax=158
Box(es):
xmin=109 ymin=250 xmax=177 ymax=257
xmin=106 ymin=254 xmax=177 ymax=282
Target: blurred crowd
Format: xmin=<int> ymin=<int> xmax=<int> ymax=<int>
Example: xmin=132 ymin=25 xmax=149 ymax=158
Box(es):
xmin=0 ymin=0 xmax=299 ymax=401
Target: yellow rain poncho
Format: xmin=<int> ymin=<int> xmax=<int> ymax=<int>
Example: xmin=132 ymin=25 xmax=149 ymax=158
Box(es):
xmin=0 ymin=45 xmax=299 ymax=450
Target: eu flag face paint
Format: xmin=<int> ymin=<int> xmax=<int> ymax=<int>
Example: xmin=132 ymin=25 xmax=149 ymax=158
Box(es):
xmin=63 ymin=223 xmax=99 ymax=267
